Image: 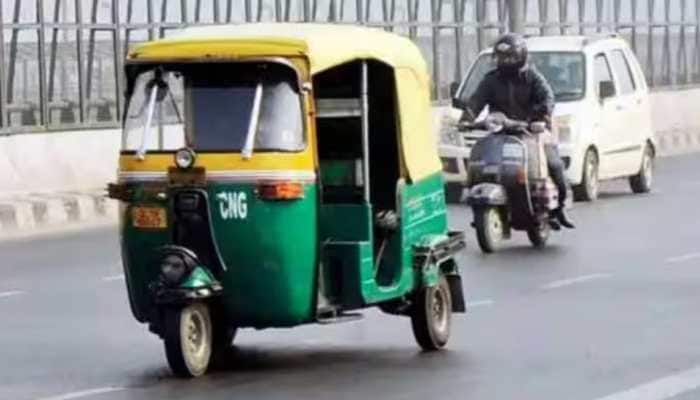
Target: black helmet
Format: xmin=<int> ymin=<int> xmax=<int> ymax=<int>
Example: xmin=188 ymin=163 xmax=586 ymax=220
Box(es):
xmin=492 ymin=33 xmax=528 ymax=74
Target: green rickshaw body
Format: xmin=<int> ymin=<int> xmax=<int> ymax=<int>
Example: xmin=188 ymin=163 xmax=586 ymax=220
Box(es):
xmin=120 ymin=179 xmax=319 ymax=328
xmin=119 ymin=173 xmax=448 ymax=328
xmin=112 ymin=23 xmax=465 ymax=346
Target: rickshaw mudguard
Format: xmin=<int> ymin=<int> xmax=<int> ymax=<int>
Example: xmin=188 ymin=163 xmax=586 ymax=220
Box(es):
xmin=412 ymin=232 xmax=467 ymax=313
xmin=180 ymin=266 xmax=218 ymax=290
xmin=153 ymin=266 xmax=223 ymax=305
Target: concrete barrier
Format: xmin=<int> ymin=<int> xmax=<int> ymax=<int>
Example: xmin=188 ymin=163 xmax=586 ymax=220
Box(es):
xmin=0 ymin=129 xmax=120 ymax=239
xmin=0 ymin=88 xmax=698 ymax=239
xmin=648 ymin=88 xmax=700 ymax=156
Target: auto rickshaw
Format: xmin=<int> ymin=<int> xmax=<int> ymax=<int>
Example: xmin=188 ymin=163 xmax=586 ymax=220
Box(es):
xmin=108 ymin=23 xmax=466 ymax=377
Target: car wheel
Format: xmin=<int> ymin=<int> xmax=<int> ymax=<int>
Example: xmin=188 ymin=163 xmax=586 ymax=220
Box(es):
xmin=573 ymin=149 xmax=599 ymax=202
xmin=629 ymin=144 xmax=654 ymax=194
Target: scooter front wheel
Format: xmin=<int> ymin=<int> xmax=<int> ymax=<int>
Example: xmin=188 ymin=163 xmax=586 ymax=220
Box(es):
xmin=527 ymin=222 xmax=550 ymax=249
xmin=163 ymin=302 xmax=213 ymax=378
xmin=474 ymin=206 xmax=503 ymax=253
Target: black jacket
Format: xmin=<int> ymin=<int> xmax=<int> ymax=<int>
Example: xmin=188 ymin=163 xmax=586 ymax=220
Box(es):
xmin=463 ymin=66 xmax=555 ymax=126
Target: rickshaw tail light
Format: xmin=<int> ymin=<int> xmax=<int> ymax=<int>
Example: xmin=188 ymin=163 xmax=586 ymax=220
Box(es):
xmin=258 ymin=182 xmax=304 ymax=200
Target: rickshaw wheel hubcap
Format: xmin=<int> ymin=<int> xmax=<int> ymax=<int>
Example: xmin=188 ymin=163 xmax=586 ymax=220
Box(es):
xmin=431 ymin=289 xmax=448 ymax=334
xmin=179 ymin=305 xmax=210 ymax=371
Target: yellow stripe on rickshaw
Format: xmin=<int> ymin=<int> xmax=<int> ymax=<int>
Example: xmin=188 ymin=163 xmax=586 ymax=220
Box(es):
xmin=118 ymin=152 xmax=315 ymax=173
xmin=118 ymin=170 xmax=316 ymax=183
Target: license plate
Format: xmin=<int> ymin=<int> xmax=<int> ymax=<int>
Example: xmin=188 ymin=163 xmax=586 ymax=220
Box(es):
xmin=502 ymin=143 xmax=524 ymax=159
xmin=132 ymin=207 xmax=167 ymax=229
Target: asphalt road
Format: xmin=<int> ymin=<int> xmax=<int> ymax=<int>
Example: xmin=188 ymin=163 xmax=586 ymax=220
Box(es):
xmin=2 ymin=154 xmax=700 ymax=400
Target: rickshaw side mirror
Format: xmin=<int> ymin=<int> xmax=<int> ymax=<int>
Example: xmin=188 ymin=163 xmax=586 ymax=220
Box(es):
xmin=449 ymin=82 xmax=460 ymax=98
xmin=450 ymin=82 xmax=465 ymax=110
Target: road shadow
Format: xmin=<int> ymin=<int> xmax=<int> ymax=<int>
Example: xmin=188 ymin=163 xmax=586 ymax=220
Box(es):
xmin=465 ymin=242 xmax=567 ymax=259
xmin=121 ymin=344 xmax=473 ymax=398
xmin=597 ymin=191 xmax=646 ymax=200
xmin=209 ymin=344 xmax=459 ymax=373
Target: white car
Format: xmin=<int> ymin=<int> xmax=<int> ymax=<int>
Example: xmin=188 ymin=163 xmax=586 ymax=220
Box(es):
xmin=440 ymin=34 xmax=655 ymax=202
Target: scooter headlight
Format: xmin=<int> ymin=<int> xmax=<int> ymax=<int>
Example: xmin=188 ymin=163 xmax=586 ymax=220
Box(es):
xmin=174 ymin=148 xmax=196 ymax=169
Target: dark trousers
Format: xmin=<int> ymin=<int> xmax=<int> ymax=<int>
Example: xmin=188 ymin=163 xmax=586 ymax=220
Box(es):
xmin=545 ymin=144 xmax=568 ymax=208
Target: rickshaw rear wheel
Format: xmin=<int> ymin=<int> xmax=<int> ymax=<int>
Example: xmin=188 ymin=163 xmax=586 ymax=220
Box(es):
xmin=411 ymin=276 xmax=452 ymax=351
xmin=163 ymin=302 xmax=212 ymax=378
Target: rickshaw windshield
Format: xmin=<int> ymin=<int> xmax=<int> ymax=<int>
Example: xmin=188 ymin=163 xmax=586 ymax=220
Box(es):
xmin=123 ymin=62 xmax=305 ymax=154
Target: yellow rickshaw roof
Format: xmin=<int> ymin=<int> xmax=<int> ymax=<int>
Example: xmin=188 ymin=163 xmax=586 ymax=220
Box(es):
xmin=127 ymin=23 xmax=428 ymax=76
xmin=126 ymin=23 xmax=441 ymax=181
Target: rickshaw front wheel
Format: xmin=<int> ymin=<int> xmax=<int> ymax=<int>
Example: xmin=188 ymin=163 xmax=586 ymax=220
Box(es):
xmin=163 ymin=302 xmax=213 ymax=378
xmin=411 ymin=276 xmax=452 ymax=351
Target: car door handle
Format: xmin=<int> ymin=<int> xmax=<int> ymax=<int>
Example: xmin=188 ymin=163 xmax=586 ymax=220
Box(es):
xmin=616 ymin=105 xmax=625 ymax=111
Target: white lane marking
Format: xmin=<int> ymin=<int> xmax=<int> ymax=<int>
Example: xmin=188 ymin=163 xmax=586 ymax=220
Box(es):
xmin=101 ymin=274 xmax=125 ymax=282
xmin=466 ymin=299 xmax=494 ymax=308
xmin=0 ymin=290 xmax=26 ymax=298
xmin=665 ymin=252 xmax=700 ymax=264
xmin=541 ymin=273 xmax=612 ymax=290
xmin=35 ymin=386 xmax=126 ymax=400
xmin=592 ymin=365 xmax=700 ymax=400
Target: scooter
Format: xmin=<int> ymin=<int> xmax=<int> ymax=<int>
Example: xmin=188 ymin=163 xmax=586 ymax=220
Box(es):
xmin=461 ymin=113 xmax=560 ymax=253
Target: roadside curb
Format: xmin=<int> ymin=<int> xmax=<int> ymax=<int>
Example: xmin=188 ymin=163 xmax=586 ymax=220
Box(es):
xmin=655 ymin=128 xmax=700 ymax=157
xmin=0 ymin=190 xmax=118 ymax=241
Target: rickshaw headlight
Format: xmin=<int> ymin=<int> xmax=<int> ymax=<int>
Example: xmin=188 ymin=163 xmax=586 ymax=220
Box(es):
xmin=174 ymin=148 xmax=196 ymax=169
xmin=160 ymin=254 xmax=188 ymax=285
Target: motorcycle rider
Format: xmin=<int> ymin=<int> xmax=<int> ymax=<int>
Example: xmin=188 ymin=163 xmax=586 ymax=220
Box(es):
xmin=458 ymin=33 xmax=575 ymax=229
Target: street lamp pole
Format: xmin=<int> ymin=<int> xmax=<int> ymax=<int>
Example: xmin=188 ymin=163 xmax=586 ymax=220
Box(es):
xmin=508 ymin=0 xmax=525 ymax=33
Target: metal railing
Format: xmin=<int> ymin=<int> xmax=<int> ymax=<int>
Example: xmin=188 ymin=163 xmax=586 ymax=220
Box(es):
xmin=1 ymin=0 xmax=699 ymax=134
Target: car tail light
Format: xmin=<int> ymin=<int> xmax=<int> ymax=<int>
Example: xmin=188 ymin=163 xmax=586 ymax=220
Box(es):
xmin=516 ymin=167 xmax=527 ymax=184
xmin=257 ymin=182 xmax=304 ymax=200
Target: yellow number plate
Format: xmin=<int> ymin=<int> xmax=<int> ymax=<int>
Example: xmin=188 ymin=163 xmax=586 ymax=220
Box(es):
xmin=132 ymin=207 xmax=167 ymax=229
